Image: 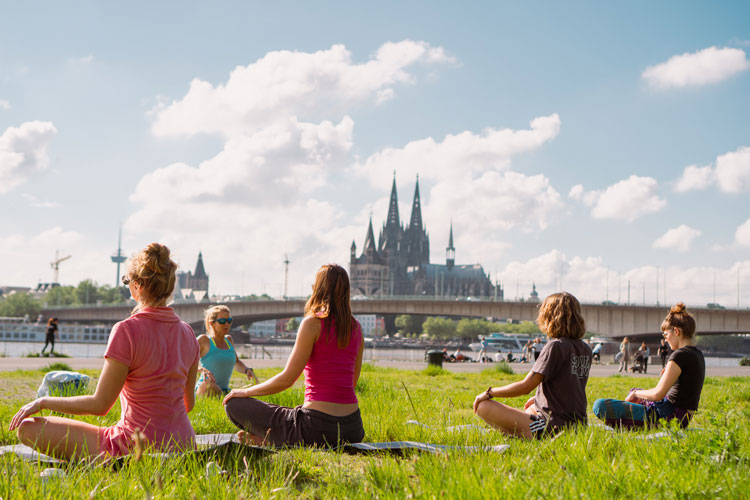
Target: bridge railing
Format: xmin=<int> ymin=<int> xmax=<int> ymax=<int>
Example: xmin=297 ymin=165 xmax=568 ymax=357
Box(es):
xmin=41 ymin=295 xmax=748 ymax=312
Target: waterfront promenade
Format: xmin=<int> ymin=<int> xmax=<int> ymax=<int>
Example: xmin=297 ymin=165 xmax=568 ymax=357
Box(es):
xmin=2 ymin=356 xmax=748 ymax=377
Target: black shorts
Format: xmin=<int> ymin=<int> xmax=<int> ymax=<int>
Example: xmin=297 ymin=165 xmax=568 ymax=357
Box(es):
xmin=225 ymin=397 xmax=365 ymax=448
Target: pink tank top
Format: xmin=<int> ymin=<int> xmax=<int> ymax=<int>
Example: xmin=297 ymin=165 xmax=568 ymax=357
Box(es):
xmin=303 ymin=318 xmax=361 ymax=404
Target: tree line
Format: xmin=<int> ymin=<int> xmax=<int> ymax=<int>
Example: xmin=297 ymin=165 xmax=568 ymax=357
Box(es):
xmin=394 ymin=314 xmax=540 ymax=341
xmin=0 ymin=280 xmax=129 ymax=318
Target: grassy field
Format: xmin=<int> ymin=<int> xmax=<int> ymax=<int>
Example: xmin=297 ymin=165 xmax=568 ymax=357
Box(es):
xmin=0 ymin=363 xmax=748 ymax=499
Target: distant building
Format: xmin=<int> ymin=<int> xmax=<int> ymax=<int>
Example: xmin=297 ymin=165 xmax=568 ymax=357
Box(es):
xmin=529 ymin=282 xmax=540 ymax=303
xmin=248 ymin=320 xmax=276 ymax=338
xmin=177 ymin=252 xmax=210 ymax=302
xmin=355 ymin=314 xmax=385 ymax=337
xmin=350 ymin=174 xmax=501 ymax=299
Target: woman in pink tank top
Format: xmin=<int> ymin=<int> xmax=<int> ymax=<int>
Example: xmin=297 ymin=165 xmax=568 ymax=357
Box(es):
xmin=223 ymin=264 xmax=365 ymax=447
xmin=9 ymin=243 xmax=200 ymax=459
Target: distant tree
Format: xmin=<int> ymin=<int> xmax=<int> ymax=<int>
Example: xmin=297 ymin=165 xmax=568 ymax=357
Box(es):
xmin=240 ymin=294 xmax=274 ymax=301
xmin=490 ymin=321 xmax=541 ymax=335
xmin=285 ymin=317 xmax=300 ymax=333
xmin=422 ymin=316 xmax=457 ymax=340
xmin=457 ymin=318 xmax=492 ymax=340
xmin=395 ymin=314 xmax=417 ymax=335
xmin=75 ymin=280 xmax=100 ymax=305
xmin=44 ymin=286 xmax=77 ymax=307
xmin=98 ymin=285 xmax=128 ymax=304
xmin=0 ymin=292 xmax=42 ymax=318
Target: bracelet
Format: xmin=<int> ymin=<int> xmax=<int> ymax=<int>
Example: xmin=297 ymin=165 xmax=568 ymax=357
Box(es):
xmin=485 ymin=386 xmax=493 ymax=399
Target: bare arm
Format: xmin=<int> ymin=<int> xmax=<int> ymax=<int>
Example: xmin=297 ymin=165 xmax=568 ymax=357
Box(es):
xmin=353 ymin=332 xmax=364 ymax=388
xmin=9 ymin=358 xmax=128 ymax=430
xmin=227 ymin=335 xmax=259 ymax=383
xmin=223 ymin=317 xmax=319 ymax=404
xmin=627 ymin=361 xmax=681 ymax=403
xmin=184 ymin=360 xmax=199 ymax=412
xmin=473 ymin=371 xmax=544 ymax=413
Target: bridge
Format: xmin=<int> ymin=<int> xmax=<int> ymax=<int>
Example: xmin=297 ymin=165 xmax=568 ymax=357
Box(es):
xmin=43 ymin=298 xmax=750 ymax=338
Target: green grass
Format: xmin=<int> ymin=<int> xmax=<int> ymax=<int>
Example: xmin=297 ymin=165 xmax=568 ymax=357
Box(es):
xmin=1 ymin=367 xmax=748 ymax=499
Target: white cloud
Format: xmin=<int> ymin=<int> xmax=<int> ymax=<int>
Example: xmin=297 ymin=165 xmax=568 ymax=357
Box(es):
xmin=131 ymin=41 xmax=564 ymax=295
xmin=21 ymin=193 xmax=60 ymax=208
xmin=736 ymin=218 xmax=750 ymax=247
xmin=569 ymin=175 xmax=667 ymax=222
xmin=674 ymin=164 xmax=714 ymax=192
xmin=0 ymin=100 xmax=9 ymax=110
xmin=69 ymin=54 xmax=94 ymax=64
xmin=0 ymin=227 xmax=113 ymax=287
xmin=653 ymin=225 xmax=701 ymax=252
xmin=642 ymin=46 xmax=750 ymax=89
xmin=0 ymin=121 xmax=58 ymax=194
xmin=357 ymin=114 xmax=561 ymax=185
xmin=499 ymin=250 xmax=750 ymax=307
xmin=150 ymin=40 xmax=454 ymax=139
xmin=715 ymin=146 xmax=750 ymax=193
xmin=674 ymin=146 xmax=750 ymax=193
xmin=352 ymin=113 xmax=563 ymax=267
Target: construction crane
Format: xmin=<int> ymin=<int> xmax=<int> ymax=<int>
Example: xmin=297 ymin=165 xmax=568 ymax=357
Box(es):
xmin=50 ymin=250 xmax=71 ymax=284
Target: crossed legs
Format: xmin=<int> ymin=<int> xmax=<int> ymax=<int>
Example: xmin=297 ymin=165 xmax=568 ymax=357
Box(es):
xmin=475 ymin=399 xmax=535 ymax=439
xmin=16 ymin=416 xmax=103 ymax=460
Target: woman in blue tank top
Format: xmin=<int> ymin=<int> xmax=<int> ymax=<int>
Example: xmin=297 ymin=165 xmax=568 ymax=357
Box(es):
xmin=196 ymin=305 xmax=258 ymax=397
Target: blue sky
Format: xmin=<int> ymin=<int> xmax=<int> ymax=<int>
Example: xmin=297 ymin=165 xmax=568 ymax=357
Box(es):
xmin=1 ymin=1 xmax=749 ymax=307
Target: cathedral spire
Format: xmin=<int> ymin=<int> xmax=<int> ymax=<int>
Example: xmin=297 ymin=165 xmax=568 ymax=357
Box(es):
xmin=386 ymin=171 xmax=400 ymax=229
xmin=194 ymin=251 xmax=207 ymax=279
xmin=364 ymin=216 xmax=377 ymax=251
xmin=446 ymin=219 xmax=455 ymax=270
xmin=409 ymin=174 xmax=423 ymax=230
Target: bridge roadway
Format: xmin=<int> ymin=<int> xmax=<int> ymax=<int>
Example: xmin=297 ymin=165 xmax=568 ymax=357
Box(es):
xmin=43 ymin=298 xmax=750 ymax=338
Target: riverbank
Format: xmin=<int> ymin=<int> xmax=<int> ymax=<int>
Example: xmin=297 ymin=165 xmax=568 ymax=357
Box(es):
xmin=2 ymin=356 xmax=748 ymax=376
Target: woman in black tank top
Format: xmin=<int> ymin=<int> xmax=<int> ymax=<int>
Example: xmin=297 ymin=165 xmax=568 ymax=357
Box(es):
xmin=593 ymin=302 xmax=705 ymax=428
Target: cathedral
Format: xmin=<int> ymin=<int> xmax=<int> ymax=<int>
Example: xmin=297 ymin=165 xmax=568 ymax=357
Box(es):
xmin=350 ymin=175 xmax=502 ymax=299
xmin=176 ymin=252 xmax=210 ymax=302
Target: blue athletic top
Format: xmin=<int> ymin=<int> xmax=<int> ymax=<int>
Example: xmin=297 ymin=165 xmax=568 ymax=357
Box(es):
xmin=197 ymin=336 xmax=236 ymax=392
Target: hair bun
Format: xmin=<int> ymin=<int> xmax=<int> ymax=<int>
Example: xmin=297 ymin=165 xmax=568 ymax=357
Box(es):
xmin=671 ymin=302 xmax=686 ymax=314
xmin=144 ymin=242 xmax=170 ymax=273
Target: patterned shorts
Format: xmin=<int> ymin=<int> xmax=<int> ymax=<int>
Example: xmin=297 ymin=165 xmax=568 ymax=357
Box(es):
xmin=529 ymin=414 xmax=550 ymax=439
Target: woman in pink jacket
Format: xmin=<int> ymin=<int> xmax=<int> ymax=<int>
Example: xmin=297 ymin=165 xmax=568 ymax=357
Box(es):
xmin=10 ymin=243 xmax=200 ymax=459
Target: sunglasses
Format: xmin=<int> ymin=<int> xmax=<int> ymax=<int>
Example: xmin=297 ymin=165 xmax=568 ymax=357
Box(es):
xmin=214 ymin=317 xmax=233 ymax=325
xmin=121 ymin=275 xmax=131 ymax=286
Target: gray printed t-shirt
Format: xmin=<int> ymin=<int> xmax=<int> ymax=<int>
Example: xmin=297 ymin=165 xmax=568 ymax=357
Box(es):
xmin=531 ymin=337 xmax=592 ymax=429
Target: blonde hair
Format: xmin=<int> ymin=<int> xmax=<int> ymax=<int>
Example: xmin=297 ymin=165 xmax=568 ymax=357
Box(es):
xmin=204 ymin=304 xmax=231 ymax=333
xmin=661 ymin=302 xmax=696 ymax=338
xmin=304 ymin=264 xmax=354 ymax=349
xmin=126 ymin=243 xmax=177 ymax=307
xmin=536 ymin=292 xmax=586 ymax=339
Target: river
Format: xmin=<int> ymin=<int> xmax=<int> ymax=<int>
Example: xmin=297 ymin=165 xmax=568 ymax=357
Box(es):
xmin=1 ymin=341 xmax=743 ymax=366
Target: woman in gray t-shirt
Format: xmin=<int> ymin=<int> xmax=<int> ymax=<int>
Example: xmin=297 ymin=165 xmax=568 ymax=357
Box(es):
xmin=473 ymin=292 xmax=592 ymax=439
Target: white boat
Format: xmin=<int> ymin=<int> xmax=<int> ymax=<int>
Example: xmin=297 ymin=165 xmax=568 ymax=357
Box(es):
xmin=0 ymin=317 xmax=112 ymax=344
xmin=469 ymin=333 xmax=543 ymax=354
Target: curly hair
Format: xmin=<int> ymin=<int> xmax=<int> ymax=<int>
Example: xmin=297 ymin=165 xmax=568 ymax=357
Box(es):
xmin=660 ymin=302 xmax=696 ymax=338
xmin=536 ymin=292 xmax=586 ymax=339
xmin=126 ymin=242 xmax=178 ymax=307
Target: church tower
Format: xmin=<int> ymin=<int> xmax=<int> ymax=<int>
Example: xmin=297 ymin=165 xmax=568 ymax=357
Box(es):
xmin=405 ymin=174 xmax=430 ymax=268
xmin=446 ymin=221 xmax=455 ymax=271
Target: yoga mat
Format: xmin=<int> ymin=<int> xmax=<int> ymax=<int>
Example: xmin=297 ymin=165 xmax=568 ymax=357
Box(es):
xmin=0 ymin=433 xmax=509 ymax=464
